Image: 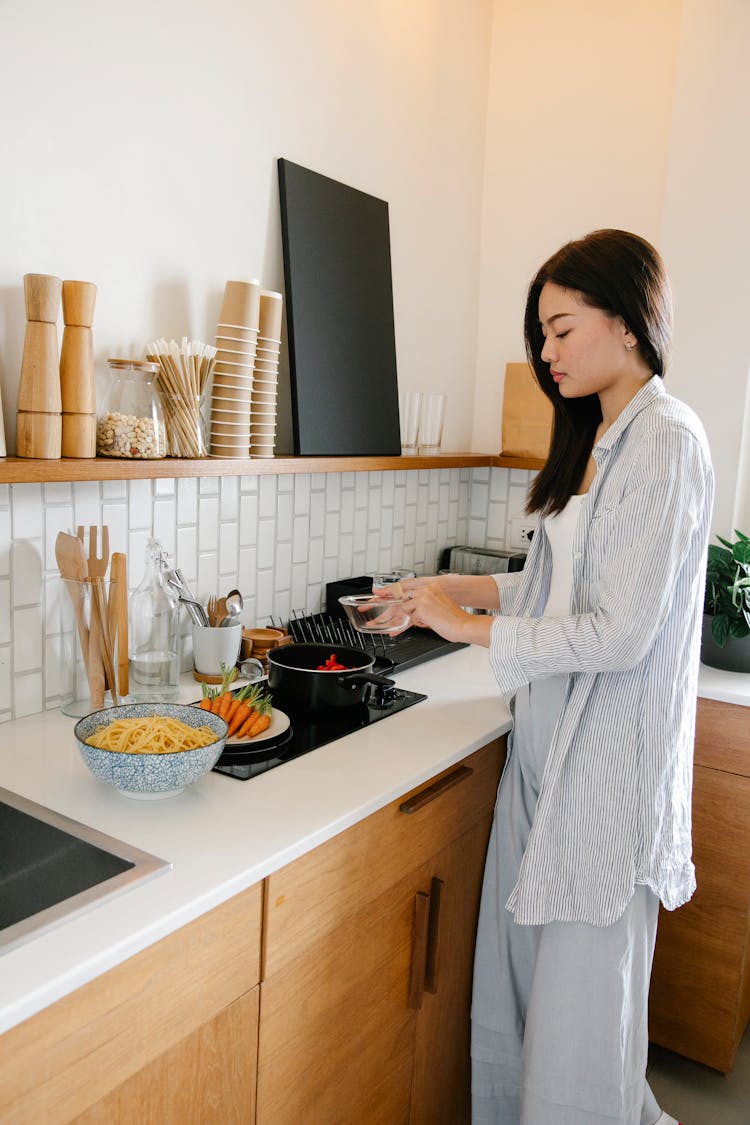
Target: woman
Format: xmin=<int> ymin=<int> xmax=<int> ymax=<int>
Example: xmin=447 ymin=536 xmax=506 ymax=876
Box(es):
xmin=387 ymin=230 xmax=713 ymax=1125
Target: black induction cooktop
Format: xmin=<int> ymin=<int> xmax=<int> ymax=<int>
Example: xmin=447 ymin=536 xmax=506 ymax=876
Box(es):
xmin=211 ymin=680 xmax=426 ymax=782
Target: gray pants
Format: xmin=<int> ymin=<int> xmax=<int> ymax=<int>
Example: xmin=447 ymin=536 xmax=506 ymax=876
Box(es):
xmin=471 ymin=678 xmax=662 ymax=1125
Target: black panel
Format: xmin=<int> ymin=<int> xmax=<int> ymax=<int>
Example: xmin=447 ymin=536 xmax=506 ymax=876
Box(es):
xmin=0 ymin=802 xmax=134 ymax=930
xmin=278 ymin=159 xmax=401 ymax=456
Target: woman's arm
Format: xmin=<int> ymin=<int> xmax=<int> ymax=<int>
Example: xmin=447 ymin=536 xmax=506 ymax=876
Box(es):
xmin=488 ymin=424 xmax=713 ymax=694
xmin=425 ymin=572 xmax=502 ymax=610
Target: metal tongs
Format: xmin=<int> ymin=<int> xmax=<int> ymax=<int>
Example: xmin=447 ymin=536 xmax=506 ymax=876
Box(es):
xmin=163 ymin=567 xmax=210 ymax=626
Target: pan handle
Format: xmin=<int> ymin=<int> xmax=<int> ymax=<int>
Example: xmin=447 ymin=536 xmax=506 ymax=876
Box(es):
xmin=336 ymin=671 xmax=395 ymax=694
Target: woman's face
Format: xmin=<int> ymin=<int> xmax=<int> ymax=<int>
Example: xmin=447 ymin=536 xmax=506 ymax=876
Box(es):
xmin=538 ymin=282 xmax=635 ymax=401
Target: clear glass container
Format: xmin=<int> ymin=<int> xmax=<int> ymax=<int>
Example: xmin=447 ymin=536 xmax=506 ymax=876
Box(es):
xmin=128 ymin=539 xmax=179 ymax=702
xmin=97 ymin=359 xmax=167 ymax=458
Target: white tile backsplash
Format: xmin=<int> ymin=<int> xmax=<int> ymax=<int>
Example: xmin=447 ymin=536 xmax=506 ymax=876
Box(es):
xmin=1 ymin=465 xmax=529 ymax=720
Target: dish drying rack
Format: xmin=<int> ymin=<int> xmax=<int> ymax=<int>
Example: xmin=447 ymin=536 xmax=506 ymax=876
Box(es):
xmin=280 ymin=612 xmax=467 ymax=674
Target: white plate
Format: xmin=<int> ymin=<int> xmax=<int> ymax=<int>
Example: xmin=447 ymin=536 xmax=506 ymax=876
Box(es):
xmin=224 ymin=706 xmax=290 ymax=748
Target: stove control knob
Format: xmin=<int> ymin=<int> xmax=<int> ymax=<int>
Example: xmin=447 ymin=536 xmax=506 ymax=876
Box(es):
xmin=373 ymin=682 xmax=399 ymax=709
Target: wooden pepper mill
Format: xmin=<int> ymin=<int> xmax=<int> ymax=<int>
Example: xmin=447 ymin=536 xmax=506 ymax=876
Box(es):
xmin=60 ymin=280 xmax=97 ymax=457
xmin=16 ymin=273 xmax=63 ymax=458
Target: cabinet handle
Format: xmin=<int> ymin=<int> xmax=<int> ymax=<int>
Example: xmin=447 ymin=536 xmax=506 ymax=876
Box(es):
xmin=424 ymin=876 xmax=444 ymax=994
xmin=408 ymin=891 xmax=431 ymax=1010
xmin=399 ymin=765 xmax=473 ymax=815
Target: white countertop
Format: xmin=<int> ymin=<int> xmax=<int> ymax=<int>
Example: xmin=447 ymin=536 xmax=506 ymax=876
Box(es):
xmin=1 ymin=650 xmax=746 ymax=1036
xmin=0 ymin=645 xmax=511 ymax=1035
xmin=696 ymin=661 xmax=750 ymax=706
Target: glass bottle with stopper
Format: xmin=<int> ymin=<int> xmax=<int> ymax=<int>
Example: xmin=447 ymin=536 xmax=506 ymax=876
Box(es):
xmin=129 ymin=538 xmax=180 ymax=702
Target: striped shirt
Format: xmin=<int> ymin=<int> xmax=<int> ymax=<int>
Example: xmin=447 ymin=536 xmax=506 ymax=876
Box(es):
xmin=489 ymin=376 xmax=714 ymax=926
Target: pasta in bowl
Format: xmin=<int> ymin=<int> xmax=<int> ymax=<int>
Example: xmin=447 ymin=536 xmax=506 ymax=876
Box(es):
xmin=74 ymin=703 xmax=228 ymax=798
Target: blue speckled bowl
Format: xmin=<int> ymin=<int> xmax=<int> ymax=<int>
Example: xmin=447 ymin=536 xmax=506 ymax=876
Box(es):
xmin=74 ymin=703 xmax=228 ymax=799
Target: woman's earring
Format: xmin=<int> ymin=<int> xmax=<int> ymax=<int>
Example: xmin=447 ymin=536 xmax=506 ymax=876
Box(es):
xmin=625 ymin=341 xmax=635 ymax=351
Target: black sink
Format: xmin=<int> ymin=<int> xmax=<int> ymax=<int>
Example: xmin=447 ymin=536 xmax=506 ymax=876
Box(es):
xmin=0 ymin=787 xmax=170 ymax=954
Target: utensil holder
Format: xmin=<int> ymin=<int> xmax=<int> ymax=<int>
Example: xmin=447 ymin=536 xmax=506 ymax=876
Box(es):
xmin=60 ymin=577 xmax=121 ymax=717
xmin=161 ymin=391 xmax=208 ymax=457
xmin=191 ymin=623 xmax=243 ymax=679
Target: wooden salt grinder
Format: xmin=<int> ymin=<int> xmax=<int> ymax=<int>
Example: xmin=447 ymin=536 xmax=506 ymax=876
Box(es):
xmin=60 ymin=280 xmax=97 ymax=457
xmin=16 ymin=273 xmax=63 ymax=458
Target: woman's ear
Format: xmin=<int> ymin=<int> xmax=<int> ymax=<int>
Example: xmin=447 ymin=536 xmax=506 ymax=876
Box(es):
xmin=621 ymin=321 xmax=637 ymax=351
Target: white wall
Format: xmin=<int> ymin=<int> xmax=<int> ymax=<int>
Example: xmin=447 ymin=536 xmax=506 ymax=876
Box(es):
xmin=475 ymin=0 xmax=750 ymax=535
xmin=0 ymin=0 xmax=492 ymax=456
xmin=474 ymin=0 xmax=681 ymax=455
xmin=658 ymin=0 xmax=750 ymax=535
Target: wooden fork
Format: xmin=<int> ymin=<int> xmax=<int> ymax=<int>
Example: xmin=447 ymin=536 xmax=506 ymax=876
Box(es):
xmin=79 ymin=526 xmax=119 ymax=706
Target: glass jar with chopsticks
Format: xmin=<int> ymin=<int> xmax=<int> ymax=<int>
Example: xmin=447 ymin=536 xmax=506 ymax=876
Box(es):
xmin=147 ymin=338 xmax=217 ymax=458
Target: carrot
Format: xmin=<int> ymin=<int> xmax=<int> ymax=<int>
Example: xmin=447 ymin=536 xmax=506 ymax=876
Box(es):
xmin=228 ymin=703 xmax=256 ymax=737
xmin=245 ymin=713 xmax=271 ymax=739
xmin=223 ymin=695 xmax=244 ymax=728
xmin=199 ymin=696 xmax=213 ymax=710
xmin=223 ymin=684 xmax=262 ymax=736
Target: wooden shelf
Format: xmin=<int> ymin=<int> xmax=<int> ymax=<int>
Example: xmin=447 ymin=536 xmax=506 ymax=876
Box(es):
xmin=0 ymin=452 xmax=543 ymax=485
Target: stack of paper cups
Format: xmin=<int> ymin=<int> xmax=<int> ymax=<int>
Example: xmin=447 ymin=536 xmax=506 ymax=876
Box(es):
xmin=250 ymin=290 xmax=282 ymax=458
xmin=209 ymin=280 xmax=260 ymax=458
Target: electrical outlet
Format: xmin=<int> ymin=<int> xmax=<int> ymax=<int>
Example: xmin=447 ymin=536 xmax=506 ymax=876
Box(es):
xmin=509 ymin=517 xmax=536 ymax=551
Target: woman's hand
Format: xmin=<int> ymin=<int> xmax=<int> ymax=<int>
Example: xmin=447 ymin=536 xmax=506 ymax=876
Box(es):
xmin=397 ymin=579 xmax=494 ymax=648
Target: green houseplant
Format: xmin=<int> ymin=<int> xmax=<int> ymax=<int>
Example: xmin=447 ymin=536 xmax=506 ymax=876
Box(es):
xmin=701 ymin=529 xmax=750 ymax=672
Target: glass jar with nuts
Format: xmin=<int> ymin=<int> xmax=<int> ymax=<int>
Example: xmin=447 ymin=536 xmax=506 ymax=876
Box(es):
xmin=97 ymin=359 xmax=168 ymax=458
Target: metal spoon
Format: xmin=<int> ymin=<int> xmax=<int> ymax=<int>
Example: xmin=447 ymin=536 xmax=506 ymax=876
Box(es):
xmin=219 ymin=589 xmax=244 ymax=627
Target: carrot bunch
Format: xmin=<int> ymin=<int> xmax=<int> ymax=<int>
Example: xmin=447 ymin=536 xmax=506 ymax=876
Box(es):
xmin=199 ymin=665 xmax=273 ymax=740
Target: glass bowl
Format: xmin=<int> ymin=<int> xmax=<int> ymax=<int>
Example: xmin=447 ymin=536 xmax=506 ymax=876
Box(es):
xmin=338 ymin=594 xmax=411 ymax=636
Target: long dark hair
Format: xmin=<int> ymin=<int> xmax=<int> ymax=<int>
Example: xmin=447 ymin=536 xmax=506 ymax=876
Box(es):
xmin=524 ymin=229 xmax=672 ymax=514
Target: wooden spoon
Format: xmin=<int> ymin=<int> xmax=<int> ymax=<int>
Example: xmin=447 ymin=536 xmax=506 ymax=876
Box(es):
xmin=108 ymin=552 xmax=129 ymax=696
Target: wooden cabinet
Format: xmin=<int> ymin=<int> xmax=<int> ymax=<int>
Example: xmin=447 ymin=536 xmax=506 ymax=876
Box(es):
xmin=0 ymin=738 xmax=506 ymax=1123
xmin=0 ymin=883 xmax=263 ymax=1124
xmin=649 ymin=696 xmax=750 ymax=1073
xmin=256 ymin=738 xmax=506 ymax=1124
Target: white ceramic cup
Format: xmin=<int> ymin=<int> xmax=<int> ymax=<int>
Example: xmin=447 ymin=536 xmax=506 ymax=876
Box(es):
xmin=191 ymin=623 xmax=242 ymax=676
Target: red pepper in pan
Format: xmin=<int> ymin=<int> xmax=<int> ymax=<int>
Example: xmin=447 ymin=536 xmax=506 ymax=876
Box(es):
xmin=316 ymin=652 xmax=347 ymax=671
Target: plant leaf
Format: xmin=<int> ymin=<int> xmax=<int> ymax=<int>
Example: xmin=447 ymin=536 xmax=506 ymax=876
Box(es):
xmin=711 ymin=614 xmax=730 ymax=646
xmin=733 ymin=539 xmax=750 ymax=565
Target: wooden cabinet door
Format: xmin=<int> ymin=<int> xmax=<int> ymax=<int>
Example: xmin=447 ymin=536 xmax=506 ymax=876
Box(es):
xmin=257 ymin=863 xmax=421 ymax=1125
xmin=649 ymin=761 xmax=750 ymax=1073
xmin=0 ymin=884 xmax=262 ymax=1124
xmin=649 ymin=697 xmax=750 ymax=1073
xmin=73 ymin=987 xmax=260 ymax=1124
xmin=258 ymin=739 xmax=505 ymax=1125
xmin=409 ymin=814 xmax=493 ymax=1125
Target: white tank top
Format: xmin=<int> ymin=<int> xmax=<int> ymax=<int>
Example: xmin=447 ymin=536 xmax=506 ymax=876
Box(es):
xmin=542 ymin=494 xmax=586 ymax=617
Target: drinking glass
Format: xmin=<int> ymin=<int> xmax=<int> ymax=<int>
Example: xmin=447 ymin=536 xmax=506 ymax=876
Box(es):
xmin=398 ymin=391 xmax=421 ymax=455
xmin=419 ymin=393 xmax=447 ymax=454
